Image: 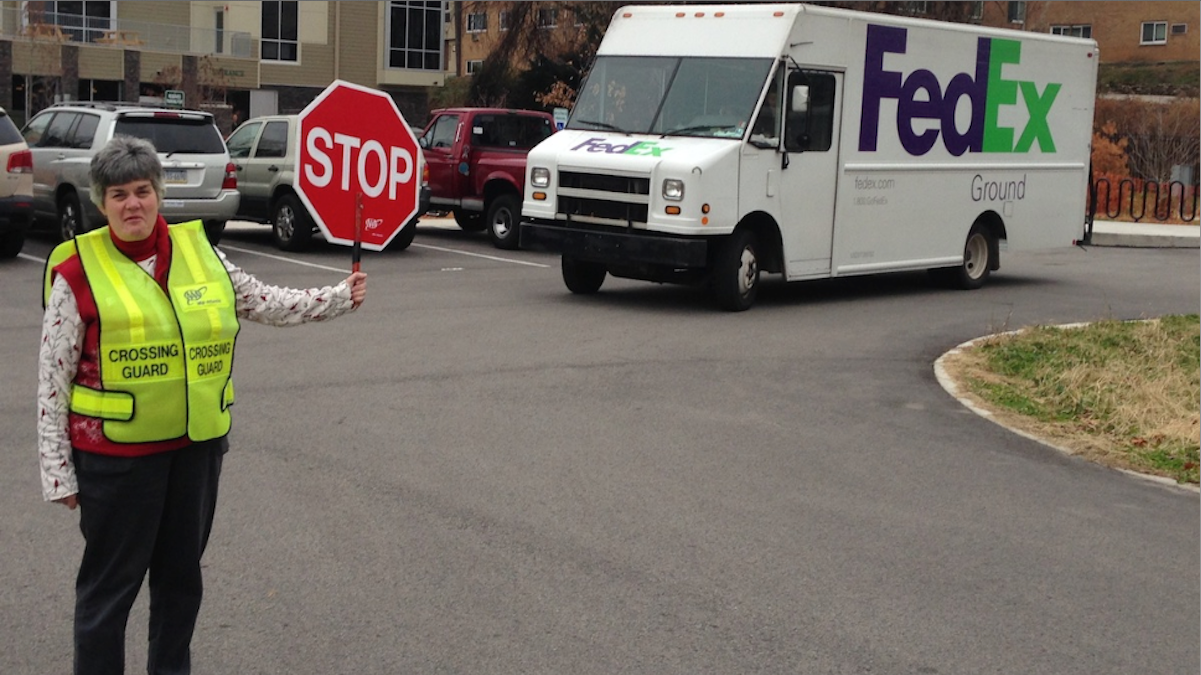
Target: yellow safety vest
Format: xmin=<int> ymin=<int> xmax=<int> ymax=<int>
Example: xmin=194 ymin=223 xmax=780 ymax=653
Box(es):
xmin=45 ymin=221 xmax=240 ymax=444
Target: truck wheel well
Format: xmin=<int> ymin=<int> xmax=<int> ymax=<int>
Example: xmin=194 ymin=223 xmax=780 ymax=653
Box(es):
xmin=734 ymin=212 xmax=783 ymax=274
xmin=483 ymin=179 xmax=520 ymax=203
xmin=974 ymin=211 xmax=1007 ymax=271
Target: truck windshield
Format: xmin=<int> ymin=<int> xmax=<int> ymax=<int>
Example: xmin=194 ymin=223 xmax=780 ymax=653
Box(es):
xmin=568 ymin=55 xmax=773 ymax=139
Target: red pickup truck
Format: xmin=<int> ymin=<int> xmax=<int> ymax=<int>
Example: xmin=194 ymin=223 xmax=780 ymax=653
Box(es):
xmin=419 ymin=107 xmax=556 ymax=249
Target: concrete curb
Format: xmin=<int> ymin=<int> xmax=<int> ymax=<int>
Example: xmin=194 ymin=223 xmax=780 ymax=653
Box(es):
xmin=934 ymin=329 xmax=1200 ymax=495
xmin=1089 ymin=221 xmax=1200 ymax=248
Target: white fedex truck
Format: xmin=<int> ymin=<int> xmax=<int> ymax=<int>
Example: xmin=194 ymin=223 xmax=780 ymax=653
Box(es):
xmin=519 ymin=3 xmax=1098 ymax=310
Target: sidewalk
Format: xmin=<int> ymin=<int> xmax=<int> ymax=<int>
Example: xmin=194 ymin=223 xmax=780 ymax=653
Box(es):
xmin=1088 ymin=220 xmax=1200 ymax=248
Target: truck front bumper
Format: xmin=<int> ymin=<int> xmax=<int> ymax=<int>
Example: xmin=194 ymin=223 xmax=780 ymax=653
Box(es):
xmin=520 ymin=220 xmax=709 ymax=269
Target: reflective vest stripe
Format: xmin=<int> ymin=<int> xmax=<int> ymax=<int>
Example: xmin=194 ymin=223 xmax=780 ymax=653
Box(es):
xmin=70 ymin=386 xmax=133 ymax=421
xmin=173 ymin=221 xmax=227 ymax=342
xmin=80 ymin=235 xmax=148 ymax=343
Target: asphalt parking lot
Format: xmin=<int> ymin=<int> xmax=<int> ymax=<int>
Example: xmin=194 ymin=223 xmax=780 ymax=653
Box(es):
xmin=2 ymin=220 xmax=1197 ymax=674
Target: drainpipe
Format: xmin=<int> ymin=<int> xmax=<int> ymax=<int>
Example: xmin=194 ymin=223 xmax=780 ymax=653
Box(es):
xmin=333 ymin=1 xmax=341 ymax=80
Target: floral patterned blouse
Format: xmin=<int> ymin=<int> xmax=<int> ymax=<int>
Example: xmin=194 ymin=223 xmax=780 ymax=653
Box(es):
xmin=37 ymin=248 xmax=356 ymax=501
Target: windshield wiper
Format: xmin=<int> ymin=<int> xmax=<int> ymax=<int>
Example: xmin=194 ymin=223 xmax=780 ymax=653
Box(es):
xmin=575 ymin=119 xmax=629 ymax=134
xmin=662 ymin=124 xmax=739 ymax=137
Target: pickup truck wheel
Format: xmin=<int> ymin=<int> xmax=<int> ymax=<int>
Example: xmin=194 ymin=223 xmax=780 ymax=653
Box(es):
xmin=562 ymin=255 xmax=606 ymax=294
xmin=486 ymin=194 xmax=521 ymax=250
xmin=58 ymin=191 xmax=86 ymax=241
xmin=710 ymin=229 xmax=760 ymax=311
xmin=453 ymin=209 xmax=485 ymax=232
xmin=203 ymin=220 xmax=226 ymax=245
xmin=272 ymin=194 xmax=314 ymax=252
xmin=930 ymin=222 xmax=994 ymax=290
xmin=388 ymin=221 xmax=416 ymax=250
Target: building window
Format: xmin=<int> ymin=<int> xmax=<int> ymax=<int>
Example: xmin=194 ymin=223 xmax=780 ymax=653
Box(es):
xmin=537 ymin=8 xmax=558 ymax=29
xmin=1051 ymin=25 xmax=1092 ymax=39
xmin=466 ymin=60 xmax=483 ymax=75
xmin=34 ymin=1 xmax=114 ymax=43
xmin=970 ymin=1 xmax=983 ymax=20
xmin=215 ymin=8 xmax=225 ymax=54
xmin=904 ymin=2 xmax=927 ymax=15
xmin=499 ymin=11 xmax=510 ymax=31
xmin=387 ymin=1 xmax=443 ymax=71
xmin=1170 ymin=23 xmax=1188 ymax=35
xmin=1007 ymin=1 xmax=1026 ymax=23
xmin=262 ymin=1 xmax=299 ymax=62
xmin=1141 ymin=21 xmax=1168 ymax=44
xmin=466 ymin=12 xmax=487 ymax=33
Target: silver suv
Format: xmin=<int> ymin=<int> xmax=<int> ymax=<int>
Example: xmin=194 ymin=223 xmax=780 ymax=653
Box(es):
xmin=0 ymin=106 xmax=33 ymax=258
xmin=21 ymin=102 xmax=239 ymax=243
xmin=226 ymin=114 xmax=429 ymax=251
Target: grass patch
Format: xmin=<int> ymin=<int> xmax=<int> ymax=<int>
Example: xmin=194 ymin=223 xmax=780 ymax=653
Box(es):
xmin=944 ymin=316 xmax=1200 ymax=485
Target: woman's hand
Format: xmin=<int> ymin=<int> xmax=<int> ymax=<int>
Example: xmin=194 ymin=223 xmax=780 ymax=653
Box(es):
xmin=346 ymin=271 xmax=367 ymax=308
xmin=55 ymin=495 xmax=79 ymax=510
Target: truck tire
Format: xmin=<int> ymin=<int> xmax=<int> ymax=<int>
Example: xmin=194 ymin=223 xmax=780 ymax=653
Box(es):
xmin=58 ymin=191 xmax=86 ymax=241
xmin=931 ymin=222 xmax=994 ymax=290
xmin=388 ymin=221 xmax=417 ymax=251
xmin=562 ymin=255 xmax=606 ymax=294
xmin=710 ymin=229 xmax=760 ymax=311
xmin=486 ymin=194 xmax=521 ymax=250
xmin=453 ymin=209 xmax=485 ymax=232
xmin=203 ymin=220 xmax=226 ymax=245
xmin=272 ymin=194 xmax=314 ymax=252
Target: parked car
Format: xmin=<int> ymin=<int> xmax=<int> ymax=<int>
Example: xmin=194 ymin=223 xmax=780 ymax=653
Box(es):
xmin=0 ymin=106 xmax=33 ymax=258
xmin=21 ymin=102 xmax=239 ymax=243
xmin=419 ymin=107 xmax=556 ymax=249
xmin=226 ymin=114 xmax=430 ymax=252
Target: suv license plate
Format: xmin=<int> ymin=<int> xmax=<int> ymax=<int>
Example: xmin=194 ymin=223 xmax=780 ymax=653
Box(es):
xmin=164 ymin=169 xmax=188 ymax=184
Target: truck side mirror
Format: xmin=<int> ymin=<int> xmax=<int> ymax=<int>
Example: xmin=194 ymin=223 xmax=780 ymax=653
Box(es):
xmin=791 ymin=85 xmax=810 ymax=114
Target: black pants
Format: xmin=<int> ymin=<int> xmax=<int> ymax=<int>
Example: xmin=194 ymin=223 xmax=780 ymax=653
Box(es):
xmin=73 ymin=437 xmax=227 ymax=675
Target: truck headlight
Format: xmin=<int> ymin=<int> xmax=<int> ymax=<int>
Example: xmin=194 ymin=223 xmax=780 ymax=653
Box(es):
xmin=662 ymin=178 xmax=684 ymax=201
xmin=530 ymin=167 xmax=550 ymax=188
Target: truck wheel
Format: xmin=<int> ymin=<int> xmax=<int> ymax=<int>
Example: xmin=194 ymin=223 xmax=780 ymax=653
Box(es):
xmin=710 ymin=229 xmax=760 ymax=311
xmin=486 ymin=194 xmax=521 ymax=250
xmin=203 ymin=220 xmax=226 ymax=245
xmin=562 ymin=255 xmax=606 ymax=294
xmin=932 ymin=222 xmax=994 ymax=290
xmin=58 ymin=191 xmax=86 ymax=241
xmin=453 ymin=209 xmax=485 ymax=232
xmin=272 ymin=194 xmax=314 ymax=252
xmin=388 ymin=222 xmax=416 ymax=251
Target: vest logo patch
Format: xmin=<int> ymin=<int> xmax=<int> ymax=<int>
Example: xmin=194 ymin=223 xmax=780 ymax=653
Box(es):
xmin=176 ymin=283 xmax=229 ymax=310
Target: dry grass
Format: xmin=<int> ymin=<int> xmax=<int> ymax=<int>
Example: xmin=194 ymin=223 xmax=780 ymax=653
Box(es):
xmin=941 ymin=316 xmax=1200 ymax=484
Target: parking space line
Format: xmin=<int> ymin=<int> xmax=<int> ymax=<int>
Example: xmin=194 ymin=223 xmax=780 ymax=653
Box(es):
xmin=409 ymin=242 xmax=550 ymax=268
xmin=18 ymin=252 xmax=43 ymax=264
xmin=219 ymin=244 xmax=351 ymax=273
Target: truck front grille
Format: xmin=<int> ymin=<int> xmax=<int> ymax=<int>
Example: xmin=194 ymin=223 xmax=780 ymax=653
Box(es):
xmin=556 ymin=170 xmax=651 ymax=225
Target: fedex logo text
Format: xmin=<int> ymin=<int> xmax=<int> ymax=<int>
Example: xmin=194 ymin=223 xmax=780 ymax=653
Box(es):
xmin=571 ymin=137 xmax=671 ymax=157
xmin=858 ymin=24 xmax=1062 ymax=156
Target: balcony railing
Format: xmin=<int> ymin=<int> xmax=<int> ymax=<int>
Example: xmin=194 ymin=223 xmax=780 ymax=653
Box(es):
xmin=0 ymin=7 xmax=253 ymax=58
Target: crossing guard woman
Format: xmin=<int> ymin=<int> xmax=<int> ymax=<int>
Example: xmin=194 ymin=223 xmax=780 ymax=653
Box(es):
xmin=37 ymin=135 xmax=367 ymax=675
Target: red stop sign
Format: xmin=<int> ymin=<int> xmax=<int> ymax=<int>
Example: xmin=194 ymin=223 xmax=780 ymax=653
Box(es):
xmin=295 ymin=80 xmax=421 ymax=251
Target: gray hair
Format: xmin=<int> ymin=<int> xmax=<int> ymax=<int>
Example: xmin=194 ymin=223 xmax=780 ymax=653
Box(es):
xmin=89 ymin=135 xmax=165 ymax=208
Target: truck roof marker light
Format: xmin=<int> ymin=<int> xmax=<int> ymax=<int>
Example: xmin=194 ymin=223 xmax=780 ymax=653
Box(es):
xmin=715 ymin=12 xmax=725 ymax=18
xmin=676 ymin=12 xmax=685 ymax=17
xmin=665 ymin=205 xmax=681 ymax=215
xmin=622 ymin=12 xmax=631 ymax=18
xmin=773 ymin=11 xmax=785 ymax=17
xmin=701 ymin=204 xmax=711 ymax=214
xmin=695 ymin=12 xmax=705 ymax=18
xmin=702 ymin=216 xmax=709 ymax=225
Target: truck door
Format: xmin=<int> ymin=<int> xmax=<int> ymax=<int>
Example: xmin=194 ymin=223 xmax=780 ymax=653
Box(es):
xmin=779 ymin=70 xmax=842 ymax=278
xmin=421 ymin=113 xmax=462 ymax=208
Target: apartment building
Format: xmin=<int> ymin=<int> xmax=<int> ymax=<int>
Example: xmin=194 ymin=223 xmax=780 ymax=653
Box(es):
xmin=1 ymin=1 xmax=449 ymax=130
xmin=981 ymin=1 xmax=1198 ymax=64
